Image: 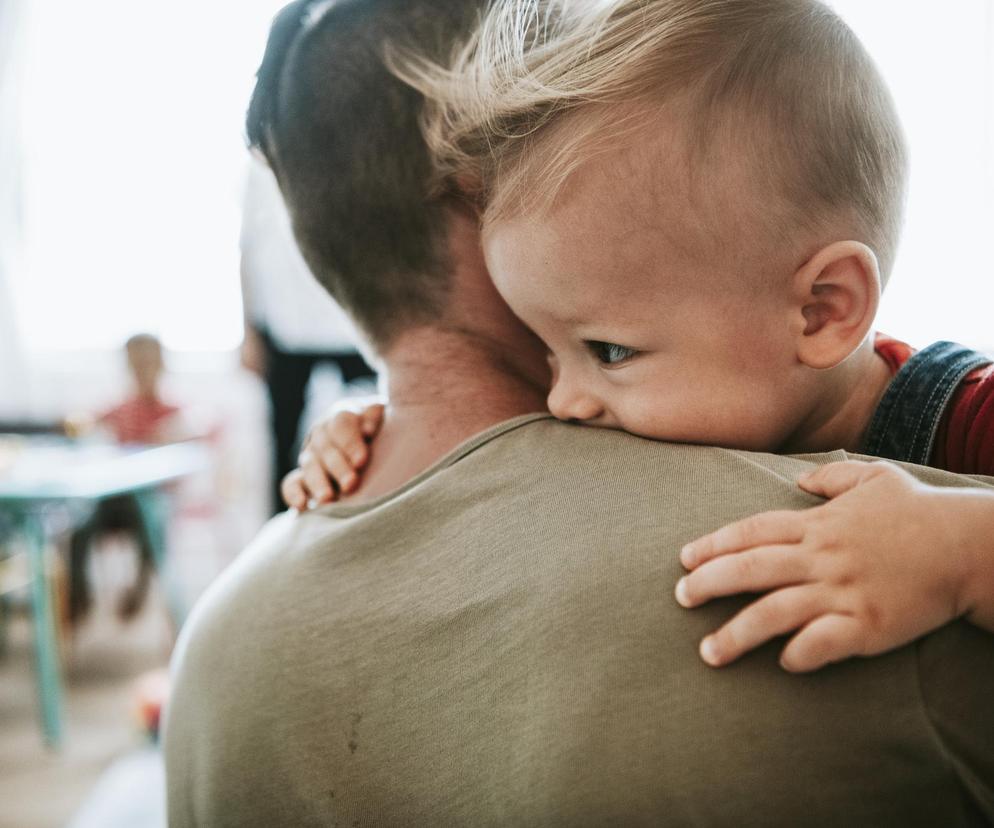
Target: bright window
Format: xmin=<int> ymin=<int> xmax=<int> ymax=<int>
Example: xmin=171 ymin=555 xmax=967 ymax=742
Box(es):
xmin=830 ymin=0 xmax=994 ymax=351
xmin=16 ymin=1 xmax=285 ymax=353
xmin=12 ymin=1 xmax=994 ymax=353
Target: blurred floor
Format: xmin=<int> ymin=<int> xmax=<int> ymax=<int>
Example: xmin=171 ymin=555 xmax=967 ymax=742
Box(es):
xmin=0 ymin=552 xmax=178 ymax=828
xmin=0 ymin=370 xmax=276 ymax=826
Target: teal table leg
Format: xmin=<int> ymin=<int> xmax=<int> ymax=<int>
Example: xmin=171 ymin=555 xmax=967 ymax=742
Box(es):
xmin=1 ymin=512 xmax=13 ymax=658
xmin=24 ymin=511 xmax=63 ymax=748
xmin=0 ymin=593 xmax=8 ymax=659
xmin=134 ymin=489 xmax=187 ymax=628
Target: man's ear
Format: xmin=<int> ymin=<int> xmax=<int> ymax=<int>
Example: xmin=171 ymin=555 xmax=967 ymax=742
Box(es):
xmin=789 ymin=241 xmax=881 ymax=370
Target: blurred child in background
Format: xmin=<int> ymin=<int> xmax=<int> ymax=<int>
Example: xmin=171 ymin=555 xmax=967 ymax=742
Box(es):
xmin=68 ymin=334 xmax=187 ymax=623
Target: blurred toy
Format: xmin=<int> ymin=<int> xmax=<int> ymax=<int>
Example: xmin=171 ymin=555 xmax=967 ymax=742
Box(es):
xmin=133 ymin=667 xmax=171 ymax=742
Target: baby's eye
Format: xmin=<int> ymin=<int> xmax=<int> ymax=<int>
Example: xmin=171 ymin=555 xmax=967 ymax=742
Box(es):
xmin=586 ymin=341 xmax=638 ymax=365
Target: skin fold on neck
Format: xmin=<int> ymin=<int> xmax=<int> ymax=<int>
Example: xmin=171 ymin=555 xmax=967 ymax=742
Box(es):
xmin=341 ymin=325 xmax=549 ymax=502
xmin=779 ymin=338 xmax=895 ymax=455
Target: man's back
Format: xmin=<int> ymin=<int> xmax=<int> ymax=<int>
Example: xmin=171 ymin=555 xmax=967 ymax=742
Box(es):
xmin=165 ymin=416 xmax=994 ymax=826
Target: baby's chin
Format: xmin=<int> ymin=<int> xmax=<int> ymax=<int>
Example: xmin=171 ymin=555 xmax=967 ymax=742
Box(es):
xmin=607 ymin=418 xmax=783 ymax=453
xmin=549 ymin=410 xmax=786 ymax=452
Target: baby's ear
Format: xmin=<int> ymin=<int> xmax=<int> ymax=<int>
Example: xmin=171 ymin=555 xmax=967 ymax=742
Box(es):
xmin=789 ymin=241 xmax=880 ymax=370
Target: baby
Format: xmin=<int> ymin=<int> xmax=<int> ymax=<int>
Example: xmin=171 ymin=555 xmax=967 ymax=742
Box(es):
xmin=285 ymin=0 xmax=994 ymax=672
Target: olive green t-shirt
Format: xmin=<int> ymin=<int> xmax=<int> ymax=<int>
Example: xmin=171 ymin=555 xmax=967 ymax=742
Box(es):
xmin=165 ymin=415 xmax=994 ymax=826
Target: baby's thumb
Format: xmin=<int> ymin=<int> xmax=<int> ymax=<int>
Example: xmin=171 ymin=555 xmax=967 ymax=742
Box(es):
xmin=797 ymin=460 xmax=879 ymax=500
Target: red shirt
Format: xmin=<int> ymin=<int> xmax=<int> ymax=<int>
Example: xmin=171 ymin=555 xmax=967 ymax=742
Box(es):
xmin=875 ymin=334 xmax=994 ymax=475
xmin=99 ymin=396 xmax=181 ymax=445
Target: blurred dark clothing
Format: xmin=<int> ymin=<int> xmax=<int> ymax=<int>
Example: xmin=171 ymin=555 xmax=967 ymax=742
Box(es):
xmin=259 ymin=327 xmax=375 ymax=514
xmin=69 ymin=494 xmax=154 ymax=622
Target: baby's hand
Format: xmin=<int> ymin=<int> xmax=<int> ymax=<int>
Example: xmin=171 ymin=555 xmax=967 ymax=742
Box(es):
xmin=280 ymin=402 xmax=385 ymax=510
xmin=675 ymin=460 xmax=988 ymax=673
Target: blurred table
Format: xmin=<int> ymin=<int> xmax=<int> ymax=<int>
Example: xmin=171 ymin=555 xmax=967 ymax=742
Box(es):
xmin=0 ymin=437 xmax=208 ymax=748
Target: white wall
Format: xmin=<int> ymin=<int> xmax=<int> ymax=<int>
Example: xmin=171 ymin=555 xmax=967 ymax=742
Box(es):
xmin=0 ymin=0 xmax=27 ymax=412
xmin=830 ymin=0 xmax=994 ymax=351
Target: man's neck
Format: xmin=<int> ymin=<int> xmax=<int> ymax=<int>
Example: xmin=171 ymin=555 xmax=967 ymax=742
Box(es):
xmin=345 ymin=326 xmax=549 ymax=501
xmin=781 ymin=337 xmax=894 ymax=454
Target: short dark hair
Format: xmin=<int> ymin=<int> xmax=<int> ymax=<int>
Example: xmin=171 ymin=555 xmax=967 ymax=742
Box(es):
xmin=246 ymin=0 xmax=482 ymax=351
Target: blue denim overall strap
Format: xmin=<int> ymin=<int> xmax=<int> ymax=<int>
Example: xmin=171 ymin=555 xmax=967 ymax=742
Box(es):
xmin=861 ymin=341 xmax=992 ymax=465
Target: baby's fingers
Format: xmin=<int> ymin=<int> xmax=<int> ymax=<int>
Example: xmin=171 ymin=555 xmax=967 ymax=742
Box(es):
xmin=779 ymin=614 xmax=863 ymax=673
xmin=699 ymin=585 xmax=822 ymax=668
xmin=296 ymin=448 xmax=337 ymax=504
xmin=280 ymin=469 xmax=310 ymax=511
xmin=300 ymin=444 xmax=356 ymax=497
xmin=359 ymin=403 xmax=385 ymax=438
xmin=675 ymin=546 xmax=810 ymax=609
xmin=797 ymin=460 xmax=891 ymax=499
xmin=681 ymin=510 xmax=806 ymax=570
xmin=311 ymin=411 xmax=370 ymax=469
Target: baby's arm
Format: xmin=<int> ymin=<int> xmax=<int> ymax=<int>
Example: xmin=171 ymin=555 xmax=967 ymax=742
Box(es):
xmin=280 ymin=402 xmax=385 ymax=510
xmin=675 ymin=460 xmax=994 ymax=672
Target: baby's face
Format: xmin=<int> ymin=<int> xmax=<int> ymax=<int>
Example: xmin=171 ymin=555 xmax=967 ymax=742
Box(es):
xmin=483 ymin=150 xmax=809 ymax=451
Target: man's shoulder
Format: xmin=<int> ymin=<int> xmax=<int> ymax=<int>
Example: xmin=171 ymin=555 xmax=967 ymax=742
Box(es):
xmin=464 ymin=416 xmax=829 ymax=495
xmin=169 ymin=420 xmax=832 ymax=672
xmin=168 ymin=511 xmax=298 ymax=669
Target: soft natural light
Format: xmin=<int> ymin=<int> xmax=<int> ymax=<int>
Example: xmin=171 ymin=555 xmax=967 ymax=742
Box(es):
xmin=830 ymin=0 xmax=994 ymax=351
xmin=11 ymin=1 xmax=994 ymax=353
xmin=16 ymin=1 xmax=285 ymax=353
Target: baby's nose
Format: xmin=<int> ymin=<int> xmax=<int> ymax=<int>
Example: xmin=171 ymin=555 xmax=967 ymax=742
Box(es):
xmin=547 ymin=379 xmax=604 ymax=423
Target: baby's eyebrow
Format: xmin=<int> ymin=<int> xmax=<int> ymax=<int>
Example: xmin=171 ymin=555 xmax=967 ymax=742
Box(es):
xmin=541 ymin=303 xmax=589 ymax=327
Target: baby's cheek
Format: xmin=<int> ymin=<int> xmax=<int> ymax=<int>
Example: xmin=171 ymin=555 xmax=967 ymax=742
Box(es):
xmin=614 ymin=395 xmax=708 ymax=443
xmin=618 ymin=392 xmax=777 ymax=450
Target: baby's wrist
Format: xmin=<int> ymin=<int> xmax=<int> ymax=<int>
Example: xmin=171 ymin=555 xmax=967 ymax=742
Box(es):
xmin=940 ymin=488 xmax=994 ymax=630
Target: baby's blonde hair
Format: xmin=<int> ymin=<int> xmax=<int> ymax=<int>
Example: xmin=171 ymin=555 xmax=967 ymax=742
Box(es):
xmin=391 ymin=0 xmax=908 ymax=281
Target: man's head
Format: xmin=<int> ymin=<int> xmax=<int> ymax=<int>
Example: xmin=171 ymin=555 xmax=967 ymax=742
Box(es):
xmin=246 ymin=0 xmax=487 ymax=353
xmin=398 ymin=0 xmax=908 ymax=449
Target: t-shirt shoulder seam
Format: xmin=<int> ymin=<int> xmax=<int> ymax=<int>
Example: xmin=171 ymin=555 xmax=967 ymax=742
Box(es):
xmin=314 ymin=413 xmax=554 ymax=517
